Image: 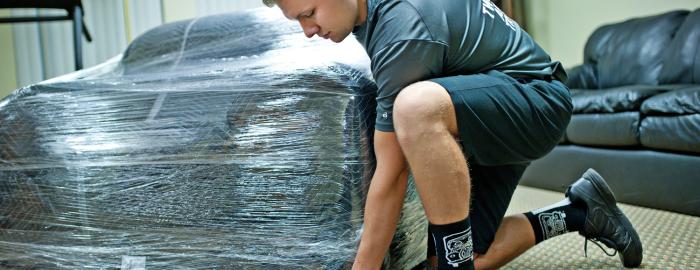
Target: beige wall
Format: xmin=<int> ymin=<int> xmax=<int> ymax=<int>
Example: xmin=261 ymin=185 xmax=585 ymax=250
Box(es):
xmin=162 ymin=0 xmax=198 ymax=22
xmin=160 ymin=0 xmax=265 ymax=23
xmin=0 ymin=10 xmax=18 ymax=99
xmin=525 ymin=0 xmax=700 ymax=69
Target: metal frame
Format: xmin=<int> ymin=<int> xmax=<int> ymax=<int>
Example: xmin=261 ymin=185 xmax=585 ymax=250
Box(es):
xmin=0 ymin=1 xmax=92 ymax=70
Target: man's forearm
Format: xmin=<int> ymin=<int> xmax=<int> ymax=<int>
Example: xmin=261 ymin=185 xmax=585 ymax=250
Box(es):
xmin=353 ymin=169 xmax=409 ymax=269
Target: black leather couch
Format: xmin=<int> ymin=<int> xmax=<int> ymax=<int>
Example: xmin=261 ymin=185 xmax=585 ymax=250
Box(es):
xmin=521 ymin=9 xmax=700 ymax=216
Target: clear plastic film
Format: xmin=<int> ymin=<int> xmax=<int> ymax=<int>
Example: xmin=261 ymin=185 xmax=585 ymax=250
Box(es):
xmin=0 ymin=8 xmax=426 ymax=269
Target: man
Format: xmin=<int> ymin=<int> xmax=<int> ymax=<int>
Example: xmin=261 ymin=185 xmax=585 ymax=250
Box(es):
xmin=263 ymin=0 xmax=643 ymax=269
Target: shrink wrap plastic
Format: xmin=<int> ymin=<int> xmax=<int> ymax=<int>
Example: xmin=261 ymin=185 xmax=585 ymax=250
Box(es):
xmin=0 ymin=8 xmax=426 ymax=270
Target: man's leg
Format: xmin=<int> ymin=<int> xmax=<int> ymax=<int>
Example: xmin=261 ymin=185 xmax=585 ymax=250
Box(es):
xmin=472 ymin=208 xmax=582 ymax=269
xmin=425 ymin=206 xmax=579 ymax=269
xmin=456 ymin=162 xmax=533 ymax=270
xmin=394 ymin=81 xmax=474 ymax=269
xmin=436 ymin=171 xmax=583 ymax=270
xmin=427 ymin=215 xmax=536 ymax=270
xmin=394 ymin=81 xmax=468 ymax=224
xmin=394 ymin=72 xmax=573 ymax=269
xmin=472 ymin=214 xmax=535 ymax=269
xmin=469 ymin=169 xmax=642 ymax=269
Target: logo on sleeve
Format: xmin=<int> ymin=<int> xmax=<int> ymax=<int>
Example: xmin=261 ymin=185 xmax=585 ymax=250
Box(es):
xmin=481 ymin=0 xmax=518 ymax=31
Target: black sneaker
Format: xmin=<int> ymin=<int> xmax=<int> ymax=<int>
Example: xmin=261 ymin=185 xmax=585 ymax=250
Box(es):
xmin=565 ymin=169 xmax=643 ymax=268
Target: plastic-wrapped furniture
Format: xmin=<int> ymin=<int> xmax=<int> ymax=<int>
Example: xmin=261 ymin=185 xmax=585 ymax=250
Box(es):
xmin=0 ymin=9 xmax=427 ymax=269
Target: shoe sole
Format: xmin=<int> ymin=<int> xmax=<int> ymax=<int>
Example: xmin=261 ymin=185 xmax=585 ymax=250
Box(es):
xmin=577 ymin=169 xmax=643 ymax=268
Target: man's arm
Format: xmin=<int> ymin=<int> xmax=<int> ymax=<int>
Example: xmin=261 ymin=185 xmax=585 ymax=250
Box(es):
xmin=352 ymin=130 xmax=409 ymax=270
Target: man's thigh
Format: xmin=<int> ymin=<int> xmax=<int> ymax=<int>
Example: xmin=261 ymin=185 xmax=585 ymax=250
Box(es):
xmin=429 ymin=70 xmax=572 ymax=166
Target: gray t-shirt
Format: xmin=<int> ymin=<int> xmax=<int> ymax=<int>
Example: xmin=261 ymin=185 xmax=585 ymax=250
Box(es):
xmin=352 ymin=0 xmax=567 ymax=132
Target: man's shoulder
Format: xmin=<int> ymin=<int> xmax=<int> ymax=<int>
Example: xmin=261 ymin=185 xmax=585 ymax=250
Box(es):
xmin=373 ymin=0 xmax=424 ymax=30
xmin=369 ymin=0 xmax=443 ymax=54
xmin=375 ymin=0 xmax=435 ymax=28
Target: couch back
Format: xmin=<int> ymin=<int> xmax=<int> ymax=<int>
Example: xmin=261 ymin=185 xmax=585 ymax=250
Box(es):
xmin=659 ymin=9 xmax=700 ymax=84
xmin=568 ymin=9 xmax=700 ymax=89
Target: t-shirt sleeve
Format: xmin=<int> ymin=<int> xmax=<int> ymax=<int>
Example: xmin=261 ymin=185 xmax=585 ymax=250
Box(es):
xmin=370 ymin=39 xmax=447 ymax=132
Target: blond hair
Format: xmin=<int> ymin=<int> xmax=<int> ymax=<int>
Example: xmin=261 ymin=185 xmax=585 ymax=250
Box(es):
xmin=262 ymin=0 xmax=276 ymax=7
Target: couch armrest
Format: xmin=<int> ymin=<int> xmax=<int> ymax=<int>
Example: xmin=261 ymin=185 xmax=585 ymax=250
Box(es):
xmin=565 ymin=64 xmax=598 ymax=89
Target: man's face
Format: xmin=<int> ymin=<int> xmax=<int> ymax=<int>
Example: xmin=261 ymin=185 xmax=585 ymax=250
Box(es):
xmin=277 ymin=0 xmax=365 ymax=43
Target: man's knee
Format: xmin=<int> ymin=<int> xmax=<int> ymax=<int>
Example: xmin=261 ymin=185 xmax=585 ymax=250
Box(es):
xmin=393 ymin=81 xmax=456 ymax=136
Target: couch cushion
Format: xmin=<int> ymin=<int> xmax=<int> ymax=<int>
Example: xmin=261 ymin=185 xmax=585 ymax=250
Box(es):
xmin=641 ymin=85 xmax=700 ymax=115
xmin=640 ymin=114 xmax=700 ymax=154
xmin=583 ymin=10 xmax=689 ymax=88
xmin=571 ymin=85 xmax=670 ymax=113
xmin=566 ymin=112 xmax=639 ymax=146
xmin=659 ymin=9 xmax=700 ymax=84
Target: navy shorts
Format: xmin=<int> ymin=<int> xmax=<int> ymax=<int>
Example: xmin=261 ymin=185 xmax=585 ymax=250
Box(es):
xmin=428 ymin=70 xmax=572 ymax=254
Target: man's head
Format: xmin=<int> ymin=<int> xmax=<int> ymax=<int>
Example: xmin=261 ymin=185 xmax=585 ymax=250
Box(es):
xmin=263 ymin=0 xmax=367 ymax=43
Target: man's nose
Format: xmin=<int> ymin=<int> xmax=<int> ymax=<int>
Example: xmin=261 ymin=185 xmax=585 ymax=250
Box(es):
xmin=301 ymin=22 xmax=320 ymax=38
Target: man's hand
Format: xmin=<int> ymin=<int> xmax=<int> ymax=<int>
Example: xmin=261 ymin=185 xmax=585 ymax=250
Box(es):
xmin=352 ymin=131 xmax=409 ymax=270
